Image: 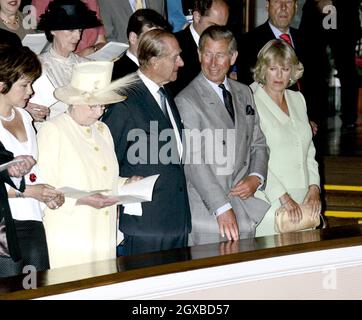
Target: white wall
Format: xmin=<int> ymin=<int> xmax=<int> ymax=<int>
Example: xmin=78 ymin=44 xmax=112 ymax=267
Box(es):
xmin=38 ymin=245 xmax=362 ymax=300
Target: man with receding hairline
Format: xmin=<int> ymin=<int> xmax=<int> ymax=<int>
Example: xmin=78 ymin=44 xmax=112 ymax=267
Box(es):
xmin=176 ymin=26 xmax=269 ymax=246
xmin=103 ymin=29 xmax=191 ymax=256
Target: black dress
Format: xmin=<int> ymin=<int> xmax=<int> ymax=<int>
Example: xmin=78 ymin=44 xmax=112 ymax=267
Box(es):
xmin=0 ymin=141 xmax=24 ymax=277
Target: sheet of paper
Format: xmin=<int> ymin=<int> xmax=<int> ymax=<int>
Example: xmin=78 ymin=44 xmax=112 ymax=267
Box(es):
xmin=22 ymin=33 xmax=48 ymax=54
xmin=86 ymin=41 xmax=129 ymax=61
xmin=29 ymin=73 xmax=57 ymax=107
xmin=123 ymin=203 xmax=143 ymax=216
xmin=56 ymin=187 xmax=110 ymax=199
xmin=113 ymin=174 xmax=160 ymax=204
xmin=0 ymin=159 xmax=24 ymax=172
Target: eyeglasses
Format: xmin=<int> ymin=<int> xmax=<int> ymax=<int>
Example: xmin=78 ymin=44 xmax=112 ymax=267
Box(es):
xmin=201 ymin=52 xmax=229 ymax=62
xmin=89 ymin=105 xmax=106 ymax=110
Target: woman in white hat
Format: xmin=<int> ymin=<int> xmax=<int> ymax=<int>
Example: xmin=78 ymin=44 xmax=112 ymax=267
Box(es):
xmin=37 ymin=61 xmax=140 ymax=269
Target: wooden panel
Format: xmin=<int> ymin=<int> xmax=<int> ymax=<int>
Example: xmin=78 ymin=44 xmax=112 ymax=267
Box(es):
xmin=325 ymin=190 xmax=362 ymax=211
xmin=323 ymin=156 xmax=362 ymax=186
xmin=1 ymin=225 xmax=362 ymax=299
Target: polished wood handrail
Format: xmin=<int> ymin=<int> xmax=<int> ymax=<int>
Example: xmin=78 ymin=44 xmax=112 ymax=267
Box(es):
xmin=1 ymin=224 xmax=362 ymax=300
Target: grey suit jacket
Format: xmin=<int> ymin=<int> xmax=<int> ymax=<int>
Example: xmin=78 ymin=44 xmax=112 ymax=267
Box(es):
xmin=175 ymin=73 xmax=270 ymax=240
xmin=99 ymin=0 xmax=165 ymax=43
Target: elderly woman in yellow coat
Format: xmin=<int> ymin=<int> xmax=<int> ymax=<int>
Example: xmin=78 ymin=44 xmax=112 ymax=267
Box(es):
xmin=251 ymin=39 xmax=322 ymax=237
xmin=37 ymin=61 xmax=138 ymax=269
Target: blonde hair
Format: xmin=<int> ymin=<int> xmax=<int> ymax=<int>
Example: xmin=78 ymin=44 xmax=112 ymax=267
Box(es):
xmin=252 ymin=39 xmax=304 ymax=87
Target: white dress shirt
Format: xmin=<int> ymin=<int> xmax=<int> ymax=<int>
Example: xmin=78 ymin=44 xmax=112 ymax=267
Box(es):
xmin=126 ymin=50 xmax=139 ymax=66
xmin=190 ymin=23 xmax=200 ymax=47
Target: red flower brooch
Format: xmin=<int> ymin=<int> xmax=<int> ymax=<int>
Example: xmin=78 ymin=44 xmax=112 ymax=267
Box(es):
xmin=29 ymin=173 xmax=37 ymax=183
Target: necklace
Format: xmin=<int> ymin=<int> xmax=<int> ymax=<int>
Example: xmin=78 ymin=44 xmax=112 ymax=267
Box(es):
xmin=0 ymin=109 xmax=16 ymax=122
xmin=1 ymin=15 xmax=19 ymax=26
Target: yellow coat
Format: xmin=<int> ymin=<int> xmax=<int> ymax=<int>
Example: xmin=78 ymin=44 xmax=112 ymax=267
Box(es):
xmin=37 ymin=113 xmax=126 ymax=269
xmin=253 ymin=84 xmax=320 ymax=237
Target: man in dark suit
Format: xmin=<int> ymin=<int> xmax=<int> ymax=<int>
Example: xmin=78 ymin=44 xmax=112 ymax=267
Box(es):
xmin=0 ymin=29 xmax=22 ymax=47
xmin=112 ymin=9 xmax=171 ymax=80
xmin=102 ymin=29 xmax=191 ymax=256
xmin=237 ymin=0 xmax=299 ymax=86
xmin=167 ymin=0 xmax=229 ymax=96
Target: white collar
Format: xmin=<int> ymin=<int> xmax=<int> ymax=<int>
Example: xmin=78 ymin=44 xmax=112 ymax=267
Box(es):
xmin=126 ymin=50 xmax=139 ymax=66
xmin=202 ymin=74 xmax=230 ymax=102
xmin=137 ymin=70 xmax=161 ymax=97
xmin=189 ymin=23 xmax=200 ymax=47
xmin=268 ymin=21 xmax=291 ymax=39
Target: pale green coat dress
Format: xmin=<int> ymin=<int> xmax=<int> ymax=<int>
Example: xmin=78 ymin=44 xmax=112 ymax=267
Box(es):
xmin=252 ymin=83 xmax=320 ymax=237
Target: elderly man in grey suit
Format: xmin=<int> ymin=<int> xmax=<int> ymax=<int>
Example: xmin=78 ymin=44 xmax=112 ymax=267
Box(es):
xmin=175 ymin=25 xmax=270 ymax=246
xmin=99 ymin=0 xmax=165 ymax=43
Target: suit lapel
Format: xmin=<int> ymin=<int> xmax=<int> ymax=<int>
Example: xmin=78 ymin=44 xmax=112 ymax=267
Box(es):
xmin=164 ymin=87 xmax=183 ymax=139
xmin=185 ymin=27 xmax=198 ymax=61
xmin=255 ymin=84 xmax=290 ymax=124
xmin=137 ymin=81 xmax=173 ymax=131
xmin=137 ymin=81 xmax=183 ymax=162
xmin=195 ymin=74 xmax=234 ymax=128
xmin=124 ymin=54 xmax=138 ymax=71
xmin=261 ymin=21 xmax=277 ymax=45
xmin=229 ymin=80 xmax=247 ymax=164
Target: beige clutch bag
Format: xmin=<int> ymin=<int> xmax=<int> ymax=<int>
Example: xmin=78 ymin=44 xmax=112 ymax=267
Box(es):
xmin=275 ymin=204 xmax=324 ymax=234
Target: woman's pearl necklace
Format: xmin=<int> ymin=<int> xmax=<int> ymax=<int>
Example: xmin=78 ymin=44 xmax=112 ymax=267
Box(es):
xmin=0 ymin=108 xmax=16 ymax=122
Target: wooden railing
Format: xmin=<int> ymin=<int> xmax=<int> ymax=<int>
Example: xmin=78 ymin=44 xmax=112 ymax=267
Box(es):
xmin=1 ymin=224 xmax=362 ymax=300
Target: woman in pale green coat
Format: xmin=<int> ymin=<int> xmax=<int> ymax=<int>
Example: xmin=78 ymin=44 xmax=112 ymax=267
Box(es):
xmin=251 ymin=39 xmax=322 ymax=237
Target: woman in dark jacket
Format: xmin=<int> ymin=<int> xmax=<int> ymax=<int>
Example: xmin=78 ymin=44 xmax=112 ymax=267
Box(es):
xmin=0 ymin=141 xmax=35 ymax=277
